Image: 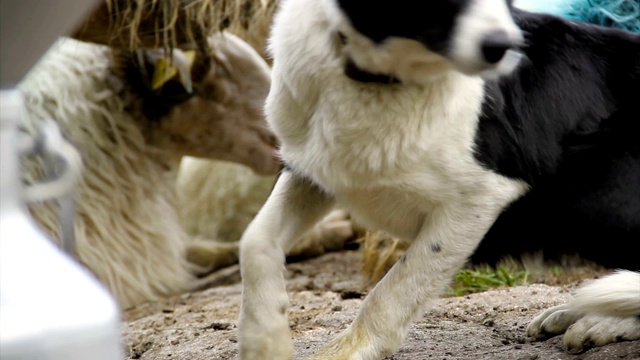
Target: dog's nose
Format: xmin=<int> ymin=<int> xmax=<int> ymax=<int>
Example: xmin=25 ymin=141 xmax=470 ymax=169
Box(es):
xmin=481 ymin=30 xmax=515 ymax=64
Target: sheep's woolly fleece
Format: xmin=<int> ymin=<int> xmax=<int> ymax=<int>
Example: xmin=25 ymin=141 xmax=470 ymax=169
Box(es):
xmin=19 ymin=38 xmax=194 ymax=309
xmin=178 ymin=157 xmax=274 ymax=243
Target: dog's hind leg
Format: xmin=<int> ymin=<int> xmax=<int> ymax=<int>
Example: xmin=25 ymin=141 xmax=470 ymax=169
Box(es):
xmin=562 ymin=314 xmax=640 ymax=351
xmin=527 ymin=270 xmax=640 ymax=352
xmin=310 ymin=194 xmax=519 ymax=360
xmin=238 ymin=171 xmax=336 ymax=360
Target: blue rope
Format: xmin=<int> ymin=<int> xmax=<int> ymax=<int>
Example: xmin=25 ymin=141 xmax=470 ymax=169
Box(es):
xmin=517 ymin=0 xmax=640 ymax=33
xmin=564 ymin=0 xmax=640 ymax=33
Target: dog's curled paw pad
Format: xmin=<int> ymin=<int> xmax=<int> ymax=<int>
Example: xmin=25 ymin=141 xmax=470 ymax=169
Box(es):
xmin=526 ymin=304 xmax=580 ymax=339
xmin=563 ymin=315 xmax=640 ymax=351
xmin=539 ymin=309 xmax=583 ymax=336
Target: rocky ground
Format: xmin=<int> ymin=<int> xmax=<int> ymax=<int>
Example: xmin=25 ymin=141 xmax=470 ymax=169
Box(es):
xmin=122 ymin=251 xmax=640 ymax=360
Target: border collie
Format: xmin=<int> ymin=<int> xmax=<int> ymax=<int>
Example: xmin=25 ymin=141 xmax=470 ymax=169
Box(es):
xmin=237 ymin=0 xmax=640 ymax=359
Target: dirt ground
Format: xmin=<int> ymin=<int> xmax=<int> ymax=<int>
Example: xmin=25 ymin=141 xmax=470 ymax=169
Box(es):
xmin=122 ymin=250 xmax=640 ymax=360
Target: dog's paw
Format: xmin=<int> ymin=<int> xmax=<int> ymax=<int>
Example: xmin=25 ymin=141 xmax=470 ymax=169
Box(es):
xmin=239 ymin=337 xmax=293 ymax=360
xmin=239 ymin=315 xmax=293 ymax=360
xmin=526 ymin=304 xmax=583 ymax=339
xmin=562 ymin=314 xmax=640 ymax=352
xmin=287 ymin=209 xmax=355 ymax=259
xmin=307 ymin=332 xmax=367 ymax=360
xmin=527 ymin=304 xmax=640 ymax=352
xmin=307 ymin=324 xmax=398 ymax=360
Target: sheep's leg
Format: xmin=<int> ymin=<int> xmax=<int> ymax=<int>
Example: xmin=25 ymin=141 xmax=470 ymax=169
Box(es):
xmin=286 ymin=209 xmax=354 ymax=261
xmin=239 ymin=171 xmax=336 ymax=360
xmin=185 ymin=210 xmax=353 ymax=277
xmin=186 ymin=240 xmax=239 ymax=276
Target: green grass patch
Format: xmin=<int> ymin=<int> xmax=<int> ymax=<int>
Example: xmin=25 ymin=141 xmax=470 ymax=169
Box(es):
xmin=447 ymin=265 xmax=530 ymax=297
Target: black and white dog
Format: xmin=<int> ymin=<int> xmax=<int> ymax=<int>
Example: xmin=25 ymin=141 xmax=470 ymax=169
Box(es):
xmin=238 ymin=0 xmax=640 ymax=359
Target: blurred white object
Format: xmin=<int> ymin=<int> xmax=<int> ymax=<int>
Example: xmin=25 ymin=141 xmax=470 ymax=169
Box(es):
xmin=18 ymin=115 xmax=83 ymax=255
xmin=0 ymin=89 xmax=122 ymax=359
xmin=0 ymin=1 xmax=99 ymax=88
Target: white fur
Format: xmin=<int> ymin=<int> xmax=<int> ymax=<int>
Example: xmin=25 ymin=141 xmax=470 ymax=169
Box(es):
xmin=526 ymin=270 xmax=640 ymax=350
xmin=570 ymin=270 xmax=640 ymax=318
xmin=239 ymin=0 xmax=528 ymax=359
xmin=18 ymin=33 xmax=277 ymax=309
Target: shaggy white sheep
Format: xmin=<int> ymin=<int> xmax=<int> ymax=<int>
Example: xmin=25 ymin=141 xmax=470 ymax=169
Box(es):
xmin=17 ymin=33 xmax=286 ymax=309
xmin=178 ymin=157 xmax=355 ymax=273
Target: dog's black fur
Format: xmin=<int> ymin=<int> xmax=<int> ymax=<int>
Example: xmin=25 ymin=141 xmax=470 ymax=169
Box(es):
xmin=472 ymin=10 xmax=640 ymax=269
xmin=238 ymin=3 xmax=640 ymax=357
xmin=333 ymin=3 xmax=640 ymax=269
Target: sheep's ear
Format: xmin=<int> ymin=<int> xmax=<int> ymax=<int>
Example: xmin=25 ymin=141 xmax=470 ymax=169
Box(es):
xmin=151 ymin=50 xmax=197 ymax=92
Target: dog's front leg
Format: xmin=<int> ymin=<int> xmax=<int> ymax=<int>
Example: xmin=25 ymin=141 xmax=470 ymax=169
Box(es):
xmin=238 ymin=171 xmax=336 ymax=360
xmin=310 ymin=199 xmax=514 ymax=360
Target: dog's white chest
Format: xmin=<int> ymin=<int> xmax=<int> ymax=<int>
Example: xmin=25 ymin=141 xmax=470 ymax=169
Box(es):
xmin=270 ymin=70 xmax=487 ymax=190
xmin=265 ymin=70 xmax=508 ymax=239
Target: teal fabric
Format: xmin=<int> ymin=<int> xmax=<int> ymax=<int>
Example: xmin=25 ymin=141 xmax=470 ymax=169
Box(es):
xmin=516 ymin=0 xmax=640 ymax=33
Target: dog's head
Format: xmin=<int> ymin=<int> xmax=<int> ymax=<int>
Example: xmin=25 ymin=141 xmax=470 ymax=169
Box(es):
xmin=325 ymin=0 xmax=524 ymax=83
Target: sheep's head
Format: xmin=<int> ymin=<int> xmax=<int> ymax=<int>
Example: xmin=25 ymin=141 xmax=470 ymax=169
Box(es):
xmin=113 ymin=32 xmax=280 ymax=176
